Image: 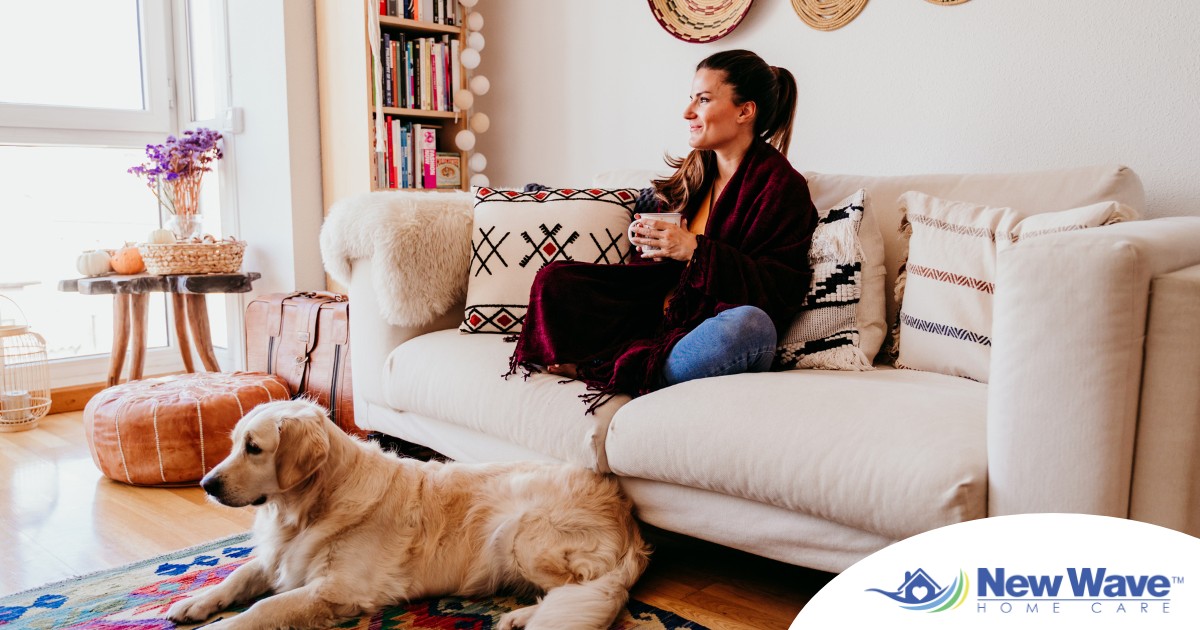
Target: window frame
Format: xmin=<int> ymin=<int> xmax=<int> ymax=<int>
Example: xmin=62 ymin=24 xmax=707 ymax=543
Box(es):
xmin=0 ymin=0 xmax=244 ymax=388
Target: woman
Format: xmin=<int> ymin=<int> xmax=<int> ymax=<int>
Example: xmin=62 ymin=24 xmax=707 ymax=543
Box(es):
xmin=508 ymin=50 xmax=818 ymax=412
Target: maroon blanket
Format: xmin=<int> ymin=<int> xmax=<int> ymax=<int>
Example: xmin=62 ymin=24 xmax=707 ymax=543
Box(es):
xmin=509 ymin=139 xmax=818 ymax=410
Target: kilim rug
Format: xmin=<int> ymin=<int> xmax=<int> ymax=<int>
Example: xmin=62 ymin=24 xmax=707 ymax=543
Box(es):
xmin=0 ymin=533 xmax=708 ymax=629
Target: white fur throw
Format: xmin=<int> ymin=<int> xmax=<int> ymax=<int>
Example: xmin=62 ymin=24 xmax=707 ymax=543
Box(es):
xmin=320 ymin=190 xmax=474 ymax=327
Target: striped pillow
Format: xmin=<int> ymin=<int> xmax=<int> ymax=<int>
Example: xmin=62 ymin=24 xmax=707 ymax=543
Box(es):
xmin=894 ymin=192 xmax=1136 ymax=382
xmin=775 ymin=189 xmax=873 ymax=371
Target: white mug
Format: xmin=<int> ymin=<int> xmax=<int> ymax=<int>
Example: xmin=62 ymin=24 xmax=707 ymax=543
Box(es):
xmin=628 ymin=212 xmax=683 ymax=256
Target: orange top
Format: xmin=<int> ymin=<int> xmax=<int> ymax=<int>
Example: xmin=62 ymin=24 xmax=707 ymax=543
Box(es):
xmin=663 ymin=186 xmax=714 ymax=311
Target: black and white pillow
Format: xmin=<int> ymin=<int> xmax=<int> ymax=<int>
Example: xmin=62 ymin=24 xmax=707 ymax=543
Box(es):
xmin=775 ymin=189 xmax=873 ymax=370
xmin=461 ymin=186 xmax=640 ymax=334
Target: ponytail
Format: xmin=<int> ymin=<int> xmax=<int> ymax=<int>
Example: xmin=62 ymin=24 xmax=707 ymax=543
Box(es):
xmin=765 ymin=66 xmax=797 ymax=155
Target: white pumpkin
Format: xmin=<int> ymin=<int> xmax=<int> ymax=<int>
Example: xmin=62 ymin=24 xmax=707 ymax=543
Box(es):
xmin=77 ymin=250 xmax=112 ymax=277
xmin=146 ymin=228 xmax=176 ymax=244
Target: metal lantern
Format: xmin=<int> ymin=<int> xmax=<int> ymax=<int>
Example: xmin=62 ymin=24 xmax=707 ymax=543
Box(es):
xmin=0 ymin=295 xmax=51 ymax=432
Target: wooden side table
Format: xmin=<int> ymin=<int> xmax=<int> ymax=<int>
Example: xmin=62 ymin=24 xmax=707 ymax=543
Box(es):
xmin=58 ymin=273 xmax=261 ymax=386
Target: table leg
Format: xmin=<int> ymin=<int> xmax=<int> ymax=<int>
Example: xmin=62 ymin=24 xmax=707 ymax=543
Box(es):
xmin=108 ymin=294 xmax=131 ymax=387
xmin=170 ymin=293 xmax=196 ymax=373
xmin=185 ymin=294 xmax=221 ymax=371
xmin=128 ymin=293 xmax=149 ymax=381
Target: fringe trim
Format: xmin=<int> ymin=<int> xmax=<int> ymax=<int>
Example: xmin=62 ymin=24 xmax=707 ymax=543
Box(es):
xmin=580 ymin=389 xmax=618 ymax=416
xmin=811 ymin=213 xmax=862 ymax=265
xmin=794 ymin=344 xmax=874 ymax=371
xmin=502 ymin=353 xmax=537 ymax=382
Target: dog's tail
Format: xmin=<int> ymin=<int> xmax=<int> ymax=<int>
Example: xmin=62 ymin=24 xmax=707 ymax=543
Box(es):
xmin=523 ymin=540 xmax=649 ymax=630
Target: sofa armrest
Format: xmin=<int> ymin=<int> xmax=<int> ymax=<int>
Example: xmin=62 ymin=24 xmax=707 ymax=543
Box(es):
xmin=1130 ymin=263 xmax=1200 ymax=536
xmin=988 ymin=217 xmax=1200 ymax=518
xmin=319 ymin=190 xmax=474 ymax=431
xmin=348 ymin=255 xmax=464 ymax=430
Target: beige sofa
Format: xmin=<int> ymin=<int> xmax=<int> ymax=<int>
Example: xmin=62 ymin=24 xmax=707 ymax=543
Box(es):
xmin=321 ymin=165 xmax=1200 ymax=573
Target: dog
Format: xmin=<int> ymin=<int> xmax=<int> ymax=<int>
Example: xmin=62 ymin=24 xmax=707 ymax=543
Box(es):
xmin=165 ymin=399 xmax=649 ymax=629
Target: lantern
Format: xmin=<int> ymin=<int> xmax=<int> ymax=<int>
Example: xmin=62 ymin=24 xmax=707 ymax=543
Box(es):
xmin=0 ymin=295 xmax=51 ymax=432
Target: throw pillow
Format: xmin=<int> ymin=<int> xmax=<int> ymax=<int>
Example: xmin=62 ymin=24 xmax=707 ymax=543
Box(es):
xmin=775 ymin=189 xmax=874 ymax=371
xmin=893 ymin=191 xmax=1137 ymax=381
xmin=461 ymin=186 xmax=640 ymax=334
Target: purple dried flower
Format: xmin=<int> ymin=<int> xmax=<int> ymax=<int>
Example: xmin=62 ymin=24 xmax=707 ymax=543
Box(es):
xmin=129 ymin=127 xmax=224 ymax=215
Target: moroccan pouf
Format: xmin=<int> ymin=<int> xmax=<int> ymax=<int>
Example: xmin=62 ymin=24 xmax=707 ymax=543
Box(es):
xmin=83 ymin=372 xmax=291 ymax=486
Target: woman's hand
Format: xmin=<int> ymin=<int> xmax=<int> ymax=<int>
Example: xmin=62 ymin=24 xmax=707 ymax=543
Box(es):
xmin=630 ymin=215 xmax=698 ymax=262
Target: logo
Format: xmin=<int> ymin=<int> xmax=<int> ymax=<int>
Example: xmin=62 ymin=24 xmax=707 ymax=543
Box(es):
xmin=867 ymin=568 xmax=970 ymax=612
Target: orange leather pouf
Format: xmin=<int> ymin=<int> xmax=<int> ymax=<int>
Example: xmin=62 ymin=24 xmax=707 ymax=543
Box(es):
xmin=83 ymin=372 xmax=291 ymax=486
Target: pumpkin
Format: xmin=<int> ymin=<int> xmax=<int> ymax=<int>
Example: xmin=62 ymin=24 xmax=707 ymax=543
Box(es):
xmin=146 ymin=228 xmax=176 ymax=244
xmin=110 ymin=244 xmax=146 ymax=275
xmin=76 ymin=250 xmax=112 ymax=277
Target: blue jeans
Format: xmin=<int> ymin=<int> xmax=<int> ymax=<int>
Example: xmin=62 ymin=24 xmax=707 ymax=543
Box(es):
xmin=661 ymin=305 xmax=777 ymax=386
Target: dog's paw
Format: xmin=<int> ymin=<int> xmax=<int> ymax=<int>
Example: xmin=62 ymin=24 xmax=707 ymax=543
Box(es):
xmin=498 ymin=605 xmax=539 ymax=630
xmin=166 ymin=595 xmax=225 ymax=624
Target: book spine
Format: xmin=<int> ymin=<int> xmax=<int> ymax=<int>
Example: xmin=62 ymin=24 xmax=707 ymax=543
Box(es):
xmin=451 ymin=38 xmax=460 ymax=109
xmin=381 ymin=33 xmax=393 ymax=108
xmin=391 ymin=117 xmax=402 ymax=188
xmin=419 ymin=126 xmax=438 ymax=189
xmin=397 ymin=33 xmax=407 ymax=109
xmin=384 ymin=115 xmax=394 ymax=188
xmin=403 ymin=0 xmax=414 ymax=20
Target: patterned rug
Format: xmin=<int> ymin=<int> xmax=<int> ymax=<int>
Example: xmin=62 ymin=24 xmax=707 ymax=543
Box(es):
xmin=0 ymin=533 xmax=707 ymax=629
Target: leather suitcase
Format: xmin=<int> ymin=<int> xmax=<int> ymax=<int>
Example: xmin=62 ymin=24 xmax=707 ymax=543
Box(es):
xmin=244 ymin=291 xmax=361 ymax=436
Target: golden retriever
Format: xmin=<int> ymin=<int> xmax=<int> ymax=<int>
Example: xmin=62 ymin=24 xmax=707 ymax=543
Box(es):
xmin=166 ymin=399 xmax=649 ymax=629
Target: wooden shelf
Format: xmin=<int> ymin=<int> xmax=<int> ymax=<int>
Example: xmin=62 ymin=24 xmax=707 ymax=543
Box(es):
xmin=375 ymin=106 xmax=461 ymax=120
xmin=379 ymin=16 xmax=461 ymax=36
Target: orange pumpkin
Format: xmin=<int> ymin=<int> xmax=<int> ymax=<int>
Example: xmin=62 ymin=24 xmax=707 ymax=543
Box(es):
xmin=110 ymin=244 xmax=146 ymax=275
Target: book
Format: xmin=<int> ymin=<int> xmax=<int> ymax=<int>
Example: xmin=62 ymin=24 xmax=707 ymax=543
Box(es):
xmin=435 ymin=152 xmax=461 ymax=189
xmin=417 ymin=125 xmax=439 ymax=189
xmin=381 ymin=33 xmax=393 ymax=108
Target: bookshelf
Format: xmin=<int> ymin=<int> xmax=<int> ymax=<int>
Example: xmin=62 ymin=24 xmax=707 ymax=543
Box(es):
xmin=315 ymin=0 xmax=471 ymax=218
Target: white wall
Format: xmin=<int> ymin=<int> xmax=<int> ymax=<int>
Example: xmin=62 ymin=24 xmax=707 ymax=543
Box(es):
xmin=475 ymin=0 xmax=1200 ymax=219
xmin=227 ymin=0 xmax=325 ymax=295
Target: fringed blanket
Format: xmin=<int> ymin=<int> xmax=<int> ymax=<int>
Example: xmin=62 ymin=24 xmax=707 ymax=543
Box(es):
xmin=510 ymin=140 xmax=819 ymax=410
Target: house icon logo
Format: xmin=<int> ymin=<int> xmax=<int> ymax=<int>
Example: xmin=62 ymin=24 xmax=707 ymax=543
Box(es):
xmin=866 ymin=568 xmax=970 ymax=612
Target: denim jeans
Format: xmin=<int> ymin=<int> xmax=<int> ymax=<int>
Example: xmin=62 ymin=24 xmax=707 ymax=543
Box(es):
xmin=661 ymin=305 xmax=777 ymax=386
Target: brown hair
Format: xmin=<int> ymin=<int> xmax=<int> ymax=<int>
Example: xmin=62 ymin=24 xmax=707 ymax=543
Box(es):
xmin=653 ymin=50 xmax=798 ymax=213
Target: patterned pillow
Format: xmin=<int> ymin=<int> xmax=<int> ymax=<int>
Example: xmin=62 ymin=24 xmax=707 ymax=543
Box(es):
xmin=461 ymin=186 xmax=640 ymax=333
xmin=893 ymin=191 xmax=1137 ymax=381
xmin=775 ymin=189 xmax=874 ymax=370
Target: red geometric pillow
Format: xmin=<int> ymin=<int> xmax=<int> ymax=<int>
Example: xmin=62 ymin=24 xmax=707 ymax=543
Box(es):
xmin=461 ymin=187 xmax=640 ymax=334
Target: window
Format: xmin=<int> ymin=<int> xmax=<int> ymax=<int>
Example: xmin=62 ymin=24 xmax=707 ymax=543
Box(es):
xmin=0 ymin=0 xmax=235 ymax=388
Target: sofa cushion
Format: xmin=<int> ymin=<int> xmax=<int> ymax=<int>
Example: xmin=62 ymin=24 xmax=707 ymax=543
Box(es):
xmin=382 ymin=329 xmax=630 ymax=471
xmin=461 ymin=186 xmax=640 ymax=334
xmin=604 ymin=368 xmax=988 ymax=541
xmin=806 ymin=165 xmax=1146 ymax=347
xmin=894 ymin=193 xmax=1137 ymax=381
xmin=776 ymin=188 xmax=873 ymax=371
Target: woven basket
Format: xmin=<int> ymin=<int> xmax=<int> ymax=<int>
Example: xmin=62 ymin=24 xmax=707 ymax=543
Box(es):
xmin=138 ymin=241 xmax=246 ymax=275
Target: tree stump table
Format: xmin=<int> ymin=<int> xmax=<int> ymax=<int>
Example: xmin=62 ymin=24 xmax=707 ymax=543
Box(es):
xmin=58 ymin=273 xmax=261 ymax=386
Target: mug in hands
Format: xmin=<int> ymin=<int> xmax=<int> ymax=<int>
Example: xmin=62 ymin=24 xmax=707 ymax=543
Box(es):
xmin=628 ymin=212 xmax=682 ymax=256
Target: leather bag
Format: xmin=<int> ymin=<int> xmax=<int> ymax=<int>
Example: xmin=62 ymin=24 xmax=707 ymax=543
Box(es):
xmin=244 ymin=291 xmax=361 ymax=436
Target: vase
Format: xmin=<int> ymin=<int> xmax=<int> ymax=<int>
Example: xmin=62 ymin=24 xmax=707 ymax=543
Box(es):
xmin=166 ymin=214 xmax=203 ymax=242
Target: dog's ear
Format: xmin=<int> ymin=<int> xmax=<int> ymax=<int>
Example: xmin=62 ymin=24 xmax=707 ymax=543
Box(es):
xmin=274 ymin=410 xmax=331 ymax=491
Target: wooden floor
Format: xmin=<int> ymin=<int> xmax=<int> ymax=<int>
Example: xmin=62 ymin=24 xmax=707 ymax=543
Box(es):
xmin=0 ymin=411 xmax=833 ymax=628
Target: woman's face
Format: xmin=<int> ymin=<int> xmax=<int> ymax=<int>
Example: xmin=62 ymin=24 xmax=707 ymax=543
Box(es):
xmin=683 ymin=68 xmax=753 ymax=152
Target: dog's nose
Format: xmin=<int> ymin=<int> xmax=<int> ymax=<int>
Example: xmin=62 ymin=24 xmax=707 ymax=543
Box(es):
xmin=201 ymin=475 xmax=223 ymax=498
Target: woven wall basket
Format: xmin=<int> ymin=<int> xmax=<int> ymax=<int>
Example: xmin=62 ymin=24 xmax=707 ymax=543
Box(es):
xmin=791 ymin=0 xmax=870 ymax=31
xmin=925 ymin=0 xmax=970 ymax=5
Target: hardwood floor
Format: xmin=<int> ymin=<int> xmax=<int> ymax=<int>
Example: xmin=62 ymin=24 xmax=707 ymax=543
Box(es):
xmin=0 ymin=411 xmax=833 ymax=628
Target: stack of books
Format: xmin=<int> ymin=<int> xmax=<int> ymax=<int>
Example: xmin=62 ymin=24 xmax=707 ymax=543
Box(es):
xmin=381 ymin=33 xmax=460 ymax=112
xmin=379 ymin=0 xmax=459 ymax=25
xmin=375 ymin=121 xmax=461 ymax=190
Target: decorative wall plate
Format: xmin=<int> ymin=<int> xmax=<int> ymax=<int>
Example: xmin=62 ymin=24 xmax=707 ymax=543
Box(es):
xmin=791 ymin=0 xmax=870 ymax=32
xmin=648 ymin=0 xmax=755 ymax=43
